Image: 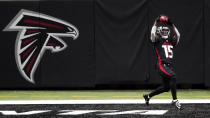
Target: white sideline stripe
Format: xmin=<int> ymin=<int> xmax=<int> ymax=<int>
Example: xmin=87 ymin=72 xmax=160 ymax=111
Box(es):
xmin=0 ymin=99 xmax=210 ymax=104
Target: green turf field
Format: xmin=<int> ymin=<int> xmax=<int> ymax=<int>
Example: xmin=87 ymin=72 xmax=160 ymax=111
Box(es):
xmin=0 ymin=89 xmax=209 ymax=100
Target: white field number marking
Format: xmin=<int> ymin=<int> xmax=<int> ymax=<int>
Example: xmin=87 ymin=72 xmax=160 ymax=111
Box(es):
xmin=162 ymin=45 xmax=173 ymax=58
xmin=0 ymin=110 xmax=168 ymax=116
xmin=57 ymin=110 xmax=117 ymax=115
xmin=98 ymin=110 xmax=168 ymax=115
xmin=0 ymin=110 xmax=50 ymax=115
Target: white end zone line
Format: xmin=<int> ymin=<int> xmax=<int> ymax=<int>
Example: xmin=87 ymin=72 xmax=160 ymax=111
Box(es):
xmin=0 ymin=99 xmax=210 ymax=104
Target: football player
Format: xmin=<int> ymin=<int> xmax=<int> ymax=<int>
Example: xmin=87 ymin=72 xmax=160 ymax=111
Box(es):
xmin=143 ymin=15 xmax=183 ymax=110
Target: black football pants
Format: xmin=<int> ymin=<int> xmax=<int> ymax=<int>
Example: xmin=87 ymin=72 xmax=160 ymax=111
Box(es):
xmin=149 ymin=64 xmax=177 ymax=100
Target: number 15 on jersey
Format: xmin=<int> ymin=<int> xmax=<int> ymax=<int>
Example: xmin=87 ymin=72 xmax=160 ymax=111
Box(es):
xmin=162 ymin=45 xmax=173 ymax=58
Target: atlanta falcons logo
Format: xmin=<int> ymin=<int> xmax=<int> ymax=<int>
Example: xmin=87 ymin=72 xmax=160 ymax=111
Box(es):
xmin=3 ymin=9 xmax=79 ymax=84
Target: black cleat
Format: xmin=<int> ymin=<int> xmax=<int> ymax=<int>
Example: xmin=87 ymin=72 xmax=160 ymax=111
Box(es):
xmin=171 ymin=99 xmax=183 ymax=110
xmin=143 ymin=94 xmax=150 ymax=106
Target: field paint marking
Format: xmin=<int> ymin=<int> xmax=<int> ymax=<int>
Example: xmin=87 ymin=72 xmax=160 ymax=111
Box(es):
xmin=0 ymin=110 xmax=168 ymax=116
xmin=112 ymin=96 xmax=140 ymax=98
xmin=57 ymin=110 xmax=117 ymax=115
xmin=0 ymin=99 xmax=210 ymax=104
xmin=98 ymin=110 xmax=168 ymax=115
xmin=0 ymin=96 xmax=210 ymax=99
xmin=0 ymin=110 xmax=50 ymax=115
xmin=0 ymin=96 xmax=18 ymax=98
xmin=31 ymin=96 xmax=60 ymax=98
xmin=195 ymin=96 xmax=210 ymax=98
xmin=71 ymin=96 xmax=99 ymax=98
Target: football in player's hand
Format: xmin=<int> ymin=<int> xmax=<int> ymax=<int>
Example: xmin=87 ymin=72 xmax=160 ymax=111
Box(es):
xmin=159 ymin=16 xmax=168 ymax=23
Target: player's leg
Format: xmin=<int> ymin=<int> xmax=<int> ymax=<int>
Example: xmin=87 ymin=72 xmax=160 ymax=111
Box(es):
xmin=170 ymin=76 xmax=183 ymax=110
xmin=161 ymin=66 xmax=183 ymax=110
xmin=159 ymin=64 xmax=178 ymax=101
xmin=143 ymin=77 xmax=170 ymax=105
xmin=148 ymin=77 xmax=170 ymax=97
xmin=170 ymin=77 xmax=177 ymax=100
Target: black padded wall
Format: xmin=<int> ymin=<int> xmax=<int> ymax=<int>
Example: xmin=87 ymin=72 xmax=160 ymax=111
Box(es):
xmin=95 ymin=0 xmax=149 ymax=85
xmin=204 ymin=0 xmax=210 ymax=87
xmin=0 ymin=0 xmax=209 ymax=88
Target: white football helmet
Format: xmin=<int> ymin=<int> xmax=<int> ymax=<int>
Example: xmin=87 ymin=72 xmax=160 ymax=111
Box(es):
xmin=156 ymin=26 xmax=170 ymax=39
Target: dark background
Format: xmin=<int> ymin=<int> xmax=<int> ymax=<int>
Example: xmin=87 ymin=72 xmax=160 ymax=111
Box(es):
xmin=0 ymin=0 xmax=209 ymax=89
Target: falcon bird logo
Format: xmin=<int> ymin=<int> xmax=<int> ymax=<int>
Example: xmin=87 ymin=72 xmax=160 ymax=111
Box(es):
xmin=4 ymin=9 xmax=79 ymax=84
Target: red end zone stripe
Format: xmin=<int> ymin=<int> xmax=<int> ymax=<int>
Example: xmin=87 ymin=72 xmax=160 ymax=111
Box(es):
xmin=24 ymin=19 xmax=64 ymax=29
xmin=155 ymin=48 xmax=172 ymax=76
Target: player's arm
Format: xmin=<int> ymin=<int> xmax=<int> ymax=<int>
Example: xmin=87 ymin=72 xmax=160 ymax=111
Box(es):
xmin=150 ymin=21 xmax=158 ymax=43
xmin=172 ymin=24 xmax=180 ymax=46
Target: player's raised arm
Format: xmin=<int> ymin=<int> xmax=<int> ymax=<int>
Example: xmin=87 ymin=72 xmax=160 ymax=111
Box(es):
xmin=172 ymin=24 xmax=180 ymax=46
xmin=150 ymin=21 xmax=157 ymax=43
